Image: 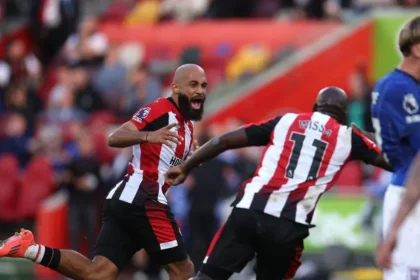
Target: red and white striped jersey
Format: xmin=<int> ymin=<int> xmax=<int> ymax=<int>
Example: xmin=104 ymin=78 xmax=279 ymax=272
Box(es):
xmin=107 ymin=97 xmax=194 ymax=205
xmin=232 ymin=112 xmax=380 ymax=226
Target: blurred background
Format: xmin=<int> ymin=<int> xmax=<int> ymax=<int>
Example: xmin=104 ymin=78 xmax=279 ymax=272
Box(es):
xmin=0 ymin=0 xmax=418 ymax=279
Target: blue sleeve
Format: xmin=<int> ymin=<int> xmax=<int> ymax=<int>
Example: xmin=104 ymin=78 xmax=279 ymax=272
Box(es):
xmin=382 ymin=84 xmax=420 ymax=146
xmin=409 ymin=131 xmax=420 ymax=151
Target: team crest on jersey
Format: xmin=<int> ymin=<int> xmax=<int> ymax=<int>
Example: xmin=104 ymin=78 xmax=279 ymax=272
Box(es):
xmin=403 ymin=94 xmax=419 ymax=114
xmin=133 ymin=107 xmax=151 ymax=122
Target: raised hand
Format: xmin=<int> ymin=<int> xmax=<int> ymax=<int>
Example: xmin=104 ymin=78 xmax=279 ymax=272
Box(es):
xmin=147 ymin=123 xmax=183 ymax=146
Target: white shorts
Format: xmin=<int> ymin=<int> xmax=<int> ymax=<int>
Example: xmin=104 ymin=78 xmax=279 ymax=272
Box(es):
xmin=382 ymin=185 xmax=420 ymax=280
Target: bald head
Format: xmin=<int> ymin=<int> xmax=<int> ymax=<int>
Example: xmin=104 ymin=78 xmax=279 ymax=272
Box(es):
xmin=314 ymin=86 xmax=348 ymax=124
xmin=171 ymin=64 xmax=207 ymax=121
xmin=173 ymin=64 xmax=205 ymax=84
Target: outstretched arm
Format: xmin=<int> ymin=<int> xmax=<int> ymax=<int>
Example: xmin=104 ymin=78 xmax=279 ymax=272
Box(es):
xmin=108 ymin=121 xmax=149 ymax=148
xmin=108 ymin=121 xmax=182 ymax=148
xmin=166 ymin=116 xmax=280 ymax=185
xmin=350 ymin=125 xmax=393 ymax=172
xmin=182 ymin=128 xmax=249 ymax=173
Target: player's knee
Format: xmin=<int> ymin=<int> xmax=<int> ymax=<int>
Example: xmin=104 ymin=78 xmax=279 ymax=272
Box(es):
xmin=84 ymin=256 xmax=119 ymax=280
xmin=166 ymin=259 xmax=194 ymax=280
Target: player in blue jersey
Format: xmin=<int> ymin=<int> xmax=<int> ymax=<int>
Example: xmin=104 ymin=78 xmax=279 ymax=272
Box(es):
xmin=370 ymin=16 xmax=420 ymax=278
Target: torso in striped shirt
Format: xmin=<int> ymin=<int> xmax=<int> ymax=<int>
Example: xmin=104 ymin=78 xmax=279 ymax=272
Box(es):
xmin=107 ymin=97 xmax=194 ymax=206
xmin=233 ymin=112 xmax=380 ymax=226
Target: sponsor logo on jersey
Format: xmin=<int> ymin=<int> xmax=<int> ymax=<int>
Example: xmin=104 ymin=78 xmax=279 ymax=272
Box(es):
xmin=169 ymin=156 xmax=183 ymax=166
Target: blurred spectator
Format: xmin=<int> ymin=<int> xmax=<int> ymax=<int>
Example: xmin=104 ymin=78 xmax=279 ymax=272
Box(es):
xmin=63 ymin=119 xmax=85 ymax=159
xmin=62 ymin=131 xmax=102 ymax=258
xmin=0 ymin=40 xmax=42 ymax=90
xmin=29 ymin=0 xmax=80 ymax=66
xmin=226 ymin=44 xmax=271 ymax=81
xmin=160 ymin=0 xmax=209 ymax=22
xmin=0 ymin=112 xmax=31 ymax=168
xmin=71 ymin=63 xmax=105 ymax=113
xmin=206 ymin=0 xmax=257 ymax=18
xmin=347 ymin=66 xmax=373 ymax=132
xmin=304 ymin=0 xmax=328 ymax=19
xmin=48 ymin=62 xmax=75 ymax=108
xmin=124 ymin=0 xmax=161 ymax=25
xmin=253 ymin=0 xmax=280 ymax=17
xmin=93 ymin=45 xmax=127 ymax=110
xmin=28 ymin=124 xmax=69 ymax=175
xmin=117 ymin=43 xmax=146 ymax=69
xmin=121 ymin=64 xmax=161 ymax=116
xmin=43 ymin=87 xmax=86 ymax=124
xmin=63 ymin=16 xmax=108 ymax=65
xmin=4 ymin=83 xmax=43 ymax=131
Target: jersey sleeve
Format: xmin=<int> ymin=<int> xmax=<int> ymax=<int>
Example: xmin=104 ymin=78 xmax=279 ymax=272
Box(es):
xmin=350 ymin=128 xmax=381 ymax=164
xmin=243 ymin=116 xmax=281 ymax=146
xmin=409 ymin=131 xmax=420 ymax=151
xmin=130 ymin=100 xmax=167 ymax=131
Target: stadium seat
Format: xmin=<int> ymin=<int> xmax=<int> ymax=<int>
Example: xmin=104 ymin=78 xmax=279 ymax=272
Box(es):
xmin=0 ymin=154 xmax=20 ymax=221
xmin=17 ymin=156 xmax=55 ymax=219
xmin=0 ymin=153 xmax=19 ymax=178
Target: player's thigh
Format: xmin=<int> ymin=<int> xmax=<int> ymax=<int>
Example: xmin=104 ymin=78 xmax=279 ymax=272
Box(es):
xmin=253 ymin=213 xmax=308 ymax=280
xmin=200 ymin=209 xmax=256 ymax=280
xmin=94 ymin=200 xmax=139 ymax=273
xmin=132 ymin=200 xmax=192 ymax=277
xmin=255 ymin=241 xmax=303 ymax=280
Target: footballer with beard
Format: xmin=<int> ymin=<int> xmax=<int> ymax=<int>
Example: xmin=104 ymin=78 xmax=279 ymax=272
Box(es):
xmin=0 ymin=64 xmax=206 ymax=280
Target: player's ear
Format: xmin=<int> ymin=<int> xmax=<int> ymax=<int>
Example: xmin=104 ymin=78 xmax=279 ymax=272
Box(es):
xmin=172 ymin=83 xmax=180 ymax=94
xmin=412 ymin=43 xmax=420 ymax=59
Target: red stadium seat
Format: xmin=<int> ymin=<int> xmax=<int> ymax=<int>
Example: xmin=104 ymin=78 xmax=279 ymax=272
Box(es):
xmin=0 ymin=154 xmax=20 ymax=221
xmin=0 ymin=153 xmax=19 ymax=179
xmin=17 ymin=156 xmax=55 ymax=219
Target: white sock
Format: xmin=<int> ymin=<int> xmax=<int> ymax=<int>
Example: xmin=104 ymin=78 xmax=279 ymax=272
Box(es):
xmin=24 ymin=244 xmax=45 ymax=263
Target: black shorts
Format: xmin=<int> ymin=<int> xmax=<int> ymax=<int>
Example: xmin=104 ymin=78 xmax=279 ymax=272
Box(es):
xmin=94 ymin=198 xmax=187 ymax=271
xmin=200 ymin=207 xmax=309 ymax=280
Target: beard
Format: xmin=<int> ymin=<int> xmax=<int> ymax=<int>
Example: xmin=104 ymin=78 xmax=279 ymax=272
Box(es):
xmin=178 ymin=93 xmax=205 ymax=121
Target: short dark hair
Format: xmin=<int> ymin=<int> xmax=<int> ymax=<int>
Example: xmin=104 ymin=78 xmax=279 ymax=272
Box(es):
xmin=399 ymin=16 xmax=420 ymax=57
